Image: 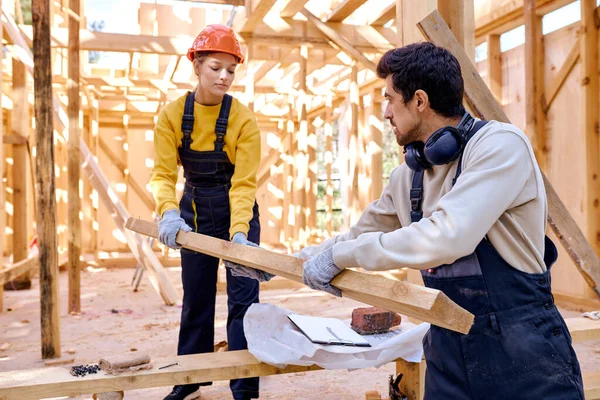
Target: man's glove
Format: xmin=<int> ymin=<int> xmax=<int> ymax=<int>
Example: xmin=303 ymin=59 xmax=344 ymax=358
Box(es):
xmin=302 ymin=248 xmax=344 ymax=297
xmin=158 ymin=209 xmax=192 ymax=249
xmin=225 ymin=232 xmax=275 ymax=282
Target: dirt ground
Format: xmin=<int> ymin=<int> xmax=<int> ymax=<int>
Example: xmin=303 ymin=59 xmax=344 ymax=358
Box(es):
xmin=1 ymin=265 xmax=599 ymax=400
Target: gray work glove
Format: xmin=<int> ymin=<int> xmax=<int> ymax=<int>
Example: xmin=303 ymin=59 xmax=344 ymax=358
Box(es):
xmin=302 ymin=248 xmax=344 ymax=297
xmin=225 ymin=232 xmax=275 ymax=282
xmin=158 ymin=209 xmax=192 ymax=249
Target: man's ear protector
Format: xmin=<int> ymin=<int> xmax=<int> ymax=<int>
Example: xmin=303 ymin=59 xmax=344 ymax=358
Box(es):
xmin=404 ymin=112 xmax=475 ymax=172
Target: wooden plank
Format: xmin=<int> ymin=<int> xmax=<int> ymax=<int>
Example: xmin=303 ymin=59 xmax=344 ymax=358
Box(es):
xmin=126 ymin=218 xmax=475 ymax=334
xmin=565 ymin=317 xmax=600 ymax=343
xmin=584 ymin=370 xmax=600 ymax=400
xmin=395 ymin=358 xmax=425 ymax=400
xmin=235 ymin=0 xmax=278 ymax=33
xmin=370 ymin=94 xmax=383 ymax=202
xmin=326 ymin=0 xmax=368 ymax=23
xmin=0 ymin=350 xmax=321 ymax=400
xmin=97 ymin=136 xmax=155 ymax=212
xmin=32 ymin=0 xmax=61 ymax=359
xmin=300 ymin=8 xmax=377 ymax=73
xmin=524 ymin=0 xmax=547 ymax=170
xmin=10 ymin=59 xmax=30 ymax=288
xmin=486 ymin=34 xmax=502 ymax=101
xmin=474 ymin=0 xmax=575 ymax=42
xmin=3 ymin=134 xmax=28 ymax=145
xmin=324 ymin=98 xmax=334 ymax=235
xmin=0 ymin=257 xmax=40 ymax=286
xmin=67 ymin=0 xmax=82 ymax=314
xmin=438 ymin=0 xmax=475 ymax=61
xmin=543 ymin=38 xmax=580 ymax=113
xmin=417 ymin=10 xmax=600 ymax=298
xmin=370 ymin=3 xmax=396 ymax=26
xmin=581 ymin=0 xmax=600 ymax=262
xmin=280 ymin=0 xmax=310 ymax=18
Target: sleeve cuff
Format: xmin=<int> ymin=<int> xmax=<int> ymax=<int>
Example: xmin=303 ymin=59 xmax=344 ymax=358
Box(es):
xmin=332 ymin=241 xmax=360 ymax=269
xmin=159 ymin=203 xmax=179 ymax=217
xmin=230 ymin=223 xmax=249 ymax=240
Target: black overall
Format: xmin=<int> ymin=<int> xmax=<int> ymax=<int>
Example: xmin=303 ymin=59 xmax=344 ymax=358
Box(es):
xmin=409 ymin=122 xmax=584 ymax=399
xmin=177 ymin=92 xmax=260 ymax=399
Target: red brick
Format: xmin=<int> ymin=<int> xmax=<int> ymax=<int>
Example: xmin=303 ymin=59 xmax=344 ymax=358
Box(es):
xmin=350 ymin=307 xmax=402 ymax=335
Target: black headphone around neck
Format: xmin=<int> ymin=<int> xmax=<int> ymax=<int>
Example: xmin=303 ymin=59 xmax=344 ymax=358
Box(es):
xmin=404 ymin=112 xmax=475 ymax=172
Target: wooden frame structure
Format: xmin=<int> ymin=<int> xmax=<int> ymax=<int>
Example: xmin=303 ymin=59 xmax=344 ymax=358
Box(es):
xmin=0 ymin=2 xmax=598 ymax=396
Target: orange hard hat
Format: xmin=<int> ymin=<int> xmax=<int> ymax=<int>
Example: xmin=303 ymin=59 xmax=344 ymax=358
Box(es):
xmin=187 ymin=24 xmax=244 ymax=64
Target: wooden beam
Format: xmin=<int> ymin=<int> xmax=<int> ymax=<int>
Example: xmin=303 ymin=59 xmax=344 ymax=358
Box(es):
xmin=32 ymin=0 xmax=61 ymax=359
xmin=238 ymin=21 xmax=394 ymax=53
xmin=581 ymin=0 xmax=600 ymax=270
xmin=0 ymin=257 xmax=40 ymax=286
xmin=524 ymin=0 xmax=546 ymax=170
xmin=438 ymin=0 xmax=475 ymax=61
xmin=97 ymin=136 xmax=155 ymax=212
xmin=566 ymin=317 xmax=600 ymax=343
xmin=4 ymin=133 xmax=28 ymax=144
xmin=126 ymin=218 xmax=475 ymax=333
xmin=67 ymin=0 xmax=81 ymax=314
xmin=324 ymin=97 xmax=334 ymax=235
xmin=326 ymin=0 xmax=368 ymax=23
xmin=475 ymin=0 xmax=576 ymax=42
xmin=235 ymin=0 xmax=277 ymax=33
xmin=486 ymin=34 xmax=502 ymax=102
xmin=370 ymin=3 xmax=396 ymax=26
xmin=542 ymin=38 xmax=580 ymax=113
xmin=418 ymin=10 xmax=600 ymax=298
xmin=182 ymin=0 xmax=244 ymax=4
xmin=10 ymin=59 xmax=30 ymax=289
xmin=0 ymin=350 xmax=321 ymax=400
xmin=300 ymin=8 xmax=377 ymax=72
xmin=280 ymin=0 xmax=310 ymax=18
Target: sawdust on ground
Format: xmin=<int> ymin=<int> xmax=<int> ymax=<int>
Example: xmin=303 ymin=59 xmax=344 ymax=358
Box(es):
xmin=0 ymin=266 xmax=597 ymax=399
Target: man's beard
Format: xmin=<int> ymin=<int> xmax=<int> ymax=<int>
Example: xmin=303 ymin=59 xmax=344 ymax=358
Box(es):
xmin=395 ymin=121 xmax=422 ymax=147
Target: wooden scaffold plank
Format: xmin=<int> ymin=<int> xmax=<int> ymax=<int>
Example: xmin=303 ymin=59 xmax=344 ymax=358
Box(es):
xmin=126 ymin=218 xmax=475 ymax=334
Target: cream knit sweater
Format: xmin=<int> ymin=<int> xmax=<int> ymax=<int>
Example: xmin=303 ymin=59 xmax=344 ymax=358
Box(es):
xmin=298 ymin=120 xmax=548 ymax=274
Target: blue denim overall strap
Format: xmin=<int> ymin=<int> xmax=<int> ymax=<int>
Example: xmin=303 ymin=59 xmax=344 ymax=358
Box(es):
xmin=178 ymin=91 xmax=236 ymax=188
xmin=176 ymin=92 xmax=260 ymax=399
xmin=409 ymin=122 xmax=583 ymax=399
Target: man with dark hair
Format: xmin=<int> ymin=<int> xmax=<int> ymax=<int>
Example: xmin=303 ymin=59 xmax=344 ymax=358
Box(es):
xmin=230 ymin=42 xmax=584 ymax=399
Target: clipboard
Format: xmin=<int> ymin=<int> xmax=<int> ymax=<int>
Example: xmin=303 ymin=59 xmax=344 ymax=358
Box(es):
xmin=288 ymin=314 xmax=372 ymax=347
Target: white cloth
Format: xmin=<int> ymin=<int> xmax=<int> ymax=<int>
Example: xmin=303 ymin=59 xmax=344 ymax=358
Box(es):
xmin=244 ymin=303 xmax=429 ymax=370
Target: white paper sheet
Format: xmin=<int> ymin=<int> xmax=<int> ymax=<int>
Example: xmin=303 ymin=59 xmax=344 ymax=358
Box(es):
xmin=244 ymin=303 xmax=429 ymax=370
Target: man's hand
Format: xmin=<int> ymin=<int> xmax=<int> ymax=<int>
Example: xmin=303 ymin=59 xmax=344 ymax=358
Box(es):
xmin=302 ymin=248 xmax=344 ymax=297
xmin=225 ymin=232 xmax=275 ymax=282
xmin=158 ymin=209 xmax=193 ymax=249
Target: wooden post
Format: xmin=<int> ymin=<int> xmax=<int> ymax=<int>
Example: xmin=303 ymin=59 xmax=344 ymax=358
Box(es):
xmin=324 ymin=97 xmax=334 ymax=236
xmin=67 ymin=0 xmax=81 ymax=314
xmin=486 ymin=34 xmax=502 ymax=102
xmin=438 ymin=0 xmax=475 ymax=61
xmin=307 ymin=118 xmax=317 ymax=240
xmin=32 ymin=0 xmax=61 ymax=359
xmin=296 ymin=45 xmax=308 ymax=246
xmin=399 ymin=0 xmax=437 ymax=45
xmin=581 ymin=0 xmax=600 ymax=257
xmin=348 ymin=63 xmax=360 ymax=226
xmin=10 ymin=59 xmax=30 ymax=289
xmin=284 ymin=103 xmax=296 ymax=249
xmin=0 ymin=0 xmax=4 ymax=312
xmin=370 ymin=92 xmax=383 ymax=201
xmin=395 ymin=358 xmax=426 ymax=400
xmin=524 ymin=0 xmax=546 ymax=170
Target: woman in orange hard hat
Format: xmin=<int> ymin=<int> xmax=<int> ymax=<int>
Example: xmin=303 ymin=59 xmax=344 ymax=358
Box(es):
xmin=150 ymin=24 xmax=261 ymax=400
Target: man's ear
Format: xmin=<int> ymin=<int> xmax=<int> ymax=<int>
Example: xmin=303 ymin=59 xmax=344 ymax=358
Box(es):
xmin=413 ymin=89 xmax=429 ymax=112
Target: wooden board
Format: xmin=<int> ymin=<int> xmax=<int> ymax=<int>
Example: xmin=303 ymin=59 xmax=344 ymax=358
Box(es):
xmin=417 ymin=10 xmax=600 ymax=298
xmin=0 ymin=350 xmax=321 ymax=400
xmin=126 ymin=218 xmax=475 ymax=334
xmin=565 ymin=317 xmax=600 ymax=343
xmin=0 ymin=257 xmax=39 ymax=286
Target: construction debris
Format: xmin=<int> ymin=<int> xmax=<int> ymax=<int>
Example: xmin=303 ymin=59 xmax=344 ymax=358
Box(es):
xmin=70 ymin=364 xmax=101 ymax=377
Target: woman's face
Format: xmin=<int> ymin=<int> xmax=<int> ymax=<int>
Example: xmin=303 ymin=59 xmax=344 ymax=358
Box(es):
xmin=194 ymin=52 xmax=238 ymax=101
